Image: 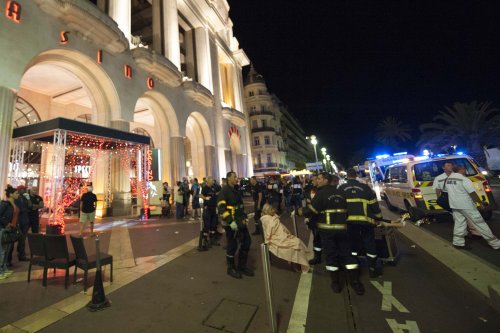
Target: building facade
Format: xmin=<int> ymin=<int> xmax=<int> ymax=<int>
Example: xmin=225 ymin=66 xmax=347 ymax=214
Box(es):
xmin=243 ymin=66 xmax=311 ymax=177
xmin=0 ymin=0 xmax=252 ymax=214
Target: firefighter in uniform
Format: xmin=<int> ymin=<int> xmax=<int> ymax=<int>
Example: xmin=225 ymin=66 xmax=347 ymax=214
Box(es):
xmin=249 ymin=176 xmax=265 ymax=235
xmin=338 ymin=168 xmax=383 ymax=278
xmin=199 ymin=176 xmax=220 ymax=250
xmin=304 ymin=174 xmax=322 ymax=265
xmin=217 ymin=171 xmax=254 ymax=279
xmin=299 ymin=172 xmax=364 ymax=294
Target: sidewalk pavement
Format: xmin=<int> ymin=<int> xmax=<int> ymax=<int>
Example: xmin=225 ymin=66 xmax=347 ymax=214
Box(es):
xmin=0 ymin=206 xmax=310 ymax=333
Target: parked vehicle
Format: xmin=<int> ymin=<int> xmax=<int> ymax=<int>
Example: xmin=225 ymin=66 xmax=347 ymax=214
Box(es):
xmin=381 ymin=154 xmax=496 ymax=221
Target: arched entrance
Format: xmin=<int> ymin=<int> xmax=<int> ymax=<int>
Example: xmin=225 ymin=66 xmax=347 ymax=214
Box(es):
xmin=133 ymin=91 xmax=179 ymax=183
xmin=11 ymin=49 xmax=121 ymax=216
xmin=185 ymin=112 xmax=213 ymax=179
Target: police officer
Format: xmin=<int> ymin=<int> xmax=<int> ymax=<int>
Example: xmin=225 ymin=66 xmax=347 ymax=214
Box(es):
xmin=249 ymin=176 xmax=265 ymax=235
xmin=218 ymin=171 xmax=253 ymax=279
xmin=299 ymin=172 xmax=364 ymax=294
xmin=291 ymin=176 xmax=303 ymax=211
xmin=304 ymin=174 xmax=322 ymax=265
xmin=200 ymin=176 xmax=220 ymax=250
xmin=339 ymin=168 xmax=383 ymax=278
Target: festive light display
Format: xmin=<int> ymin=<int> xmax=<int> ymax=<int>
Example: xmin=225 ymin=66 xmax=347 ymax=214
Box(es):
xmin=10 ymin=132 xmax=152 ymax=231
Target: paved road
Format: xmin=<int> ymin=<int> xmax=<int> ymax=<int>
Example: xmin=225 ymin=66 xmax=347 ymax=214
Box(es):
xmin=2 ymin=198 xmax=500 ymax=333
xmin=305 ymin=207 xmax=500 ymax=333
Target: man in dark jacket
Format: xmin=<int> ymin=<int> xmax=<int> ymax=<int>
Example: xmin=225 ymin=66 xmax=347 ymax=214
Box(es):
xmin=249 ymin=176 xmax=265 ymax=235
xmin=200 ymin=176 xmax=220 ymax=250
xmin=8 ymin=185 xmax=30 ymax=263
xmin=338 ymin=168 xmax=383 ymax=278
xmin=299 ymin=172 xmax=364 ymax=294
xmin=217 ymin=171 xmax=253 ymax=279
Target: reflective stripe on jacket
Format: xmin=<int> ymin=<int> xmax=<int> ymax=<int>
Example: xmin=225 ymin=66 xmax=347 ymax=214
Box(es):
xmin=338 ymin=179 xmax=382 ymax=226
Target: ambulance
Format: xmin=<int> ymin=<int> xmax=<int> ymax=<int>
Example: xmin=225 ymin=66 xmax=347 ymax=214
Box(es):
xmin=380 ymin=154 xmax=496 ymax=221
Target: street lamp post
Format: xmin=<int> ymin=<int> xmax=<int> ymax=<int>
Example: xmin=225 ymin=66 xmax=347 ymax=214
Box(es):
xmin=326 ymin=154 xmax=331 ymax=173
xmin=309 ymin=135 xmax=320 ymax=173
xmin=320 ymin=147 xmax=327 ymax=172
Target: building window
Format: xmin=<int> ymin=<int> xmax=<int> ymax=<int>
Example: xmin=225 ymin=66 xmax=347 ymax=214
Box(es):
xmin=262 ymin=119 xmax=267 ymax=127
xmin=267 ymin=154 xmax=272 ymax=163
xmin=260 ymin=105 xmax=265 ymax=111
xmin=252 ymin=120 xmax=258 ymax=128
xmin=254 ymin=136 xmax=260 ymax=146
xmin=250 ymin=106 xmax=256 ymax=112
xmin=264 ymin=136 xmax=270 ymax=145
xmin=249 ymin=91 xmax=254 ymax=97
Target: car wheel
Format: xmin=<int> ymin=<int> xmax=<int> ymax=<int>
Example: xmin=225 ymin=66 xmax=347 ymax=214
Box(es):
xmin=404 ymin=201 xmax=419 ymax=222
xmin=382 ymin=194 xmax=397 ymax=211
xmin=481 ymin=210 xmax=493 ymax=221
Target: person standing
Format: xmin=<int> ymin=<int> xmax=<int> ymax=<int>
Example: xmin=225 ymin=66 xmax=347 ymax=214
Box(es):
xmin=182 ymin=177 xmax=190 ymax=217
xmin=8 ymin=185 xmax=30 ymax=263
xmin=434 ymin=161 xmax=481 ymax=237
xmin=175 ymin=181 xmax=185 ymax=220
xmin=79 ymin=186 xmax=97 ymax=235
xmin=249 ymin=176 xmax=265 ymax=235
xmin=291 ymin=176 xmax=303 ymax=211
xmin=191 ymin=178 xmax=201 ymax=220
xmin=446 ymin=165 xmax=500 ymax=250
xmin=200 ymin=176 xmax=219 ymax=249
xmin=27 ymin=187 xmax=44 ymax=233
xmin=0 ymin=185 xmax=19 ymax=278
xmin=304 ymin=174 xmax=322 ymax=265
xmin=217 ymin=171 xmax=253 ymax=279
xmin=162 ymin=182 xmax=171 ymax=205
xmin=299 ymin=172 xmax=364 ymax=294
xmin=339 ymin=168 xmax=383 ymax=278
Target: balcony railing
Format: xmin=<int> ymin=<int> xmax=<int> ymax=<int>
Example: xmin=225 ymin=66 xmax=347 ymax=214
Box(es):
xmin=251 ymin=126 xmax=275 ymax=133
xmin=249 ymin=110 xmax=274 ymax=117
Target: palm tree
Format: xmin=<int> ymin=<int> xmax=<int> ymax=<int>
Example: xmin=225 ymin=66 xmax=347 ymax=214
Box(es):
xmin=418 ymin=101 xmax=500 ymax=166
xmin=375 ymin=116 xmax=412 ymax=151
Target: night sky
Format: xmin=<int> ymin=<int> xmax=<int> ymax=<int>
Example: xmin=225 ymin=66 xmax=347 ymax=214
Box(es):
xmin=229 ymin=0 xmax=500 ymax=166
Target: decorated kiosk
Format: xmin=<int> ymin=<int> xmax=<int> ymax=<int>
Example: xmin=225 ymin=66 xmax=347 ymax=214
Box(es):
xmin=9 ymin=118 xmax=152 ymax=233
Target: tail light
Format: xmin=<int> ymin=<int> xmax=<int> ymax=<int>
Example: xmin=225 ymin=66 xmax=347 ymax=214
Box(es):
xmin=412 ymin=189 xmax=423 ymax=199
xmin=483 ymin=181 xmax=492 ymax=193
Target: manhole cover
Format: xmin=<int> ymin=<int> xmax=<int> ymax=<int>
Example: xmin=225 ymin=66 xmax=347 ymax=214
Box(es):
xmin=203 ymin=298 xmax=258 ymax=333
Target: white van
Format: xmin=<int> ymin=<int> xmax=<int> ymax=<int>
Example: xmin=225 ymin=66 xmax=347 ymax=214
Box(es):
xmin=380 ymin=155 xmax=496 ymax=221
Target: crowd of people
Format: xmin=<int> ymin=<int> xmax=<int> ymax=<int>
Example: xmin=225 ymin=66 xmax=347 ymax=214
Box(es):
xmin=0 ymin=185 xmax=44 ymax=280
xmin=2 ymin=161 xmax=498 ymax=289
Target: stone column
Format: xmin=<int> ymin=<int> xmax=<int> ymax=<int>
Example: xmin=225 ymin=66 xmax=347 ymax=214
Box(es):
xmin=194 ymin=27 xmax=213 ymax=93
xmin=152 ymin=0 xmax=162 ymax=54
xmin=162 ymin=0 xmax=180 ymax=69
xmin=110 ymin=120 xmax=131 ymax=216
xmin=204 ymin=145 xmax=216 ymax=178
xmin=171 ymin=136 xmax=186 ymax=182
xmin=109 ymin=0 xmax=131 ymax=43
xmin=239 ymin=126 xmax=254 ymax=176
xmin=0 ymin=87 xmax=16 ymax=189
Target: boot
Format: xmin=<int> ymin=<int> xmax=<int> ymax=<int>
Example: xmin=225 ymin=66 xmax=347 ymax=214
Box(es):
xmin=347 ymin=269 xmax=365 ymax=295
xmin=238 ymin=251 xmax=254 ymax=277
xmin=330 ymin=270 xmax=343 ymax=293
xmin=368 ymin=257 xmax=382 ymax=278
xmin=252 ymin=223 xmax=262 ymax=235
xmin=308 ymin=250 xmax=322 ymax=265
xmin=227 ymin=257 xmax=242 ymax=279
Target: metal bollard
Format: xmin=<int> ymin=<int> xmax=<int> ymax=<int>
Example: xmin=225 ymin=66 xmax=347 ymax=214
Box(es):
xmin=87 ymin=234 xmax=111 ymax=311
xmin=291 ymin=210 xmax=299 ymax=237
xmin=261 ymin=243 xmax=278 ymax=333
